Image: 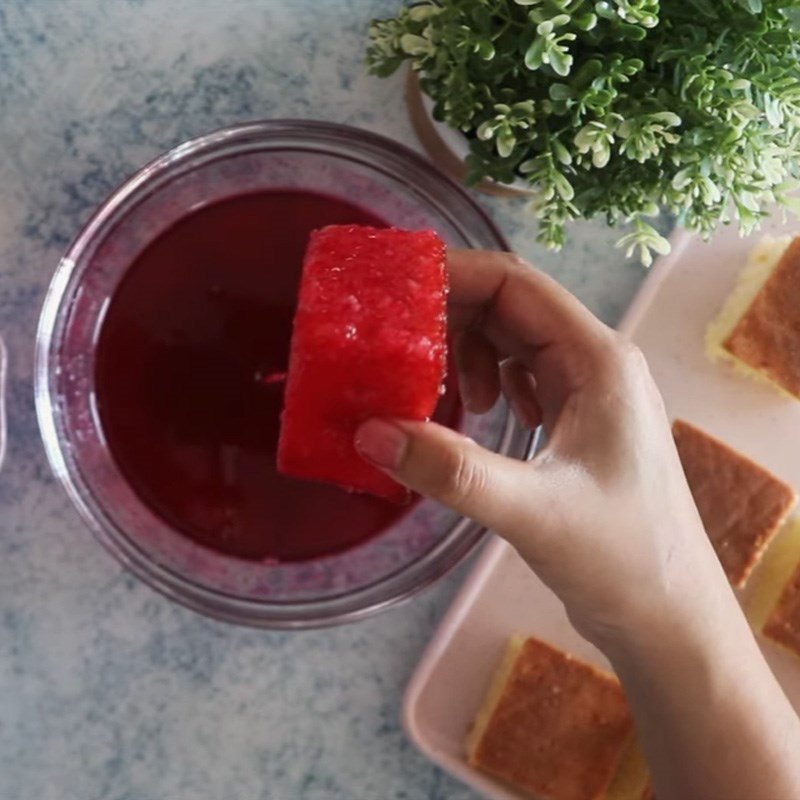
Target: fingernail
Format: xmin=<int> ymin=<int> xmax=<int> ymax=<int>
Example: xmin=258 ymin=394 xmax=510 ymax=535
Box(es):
xmin=354 ymin=419 xmax=408 ymax=470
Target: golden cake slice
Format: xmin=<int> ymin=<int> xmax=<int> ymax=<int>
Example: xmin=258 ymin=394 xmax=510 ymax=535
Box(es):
xmin=744 ymin=516 xmax=800 ymax=631
xmin=606 ymin=736 xmax=651 ymax=800
xmin=706 ymin=235 xmax=800 ymax=399
xmin=763 ymin=554 xmax=800 ymax=660
xmin=672 ymin=420 xmax=797 ymax=587
xmin=467 ymin=636 xmax=633 ymax=800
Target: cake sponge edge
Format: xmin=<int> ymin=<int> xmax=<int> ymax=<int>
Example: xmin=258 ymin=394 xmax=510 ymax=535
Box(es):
xmin=705 ymin=235 xmax=796 ymax=400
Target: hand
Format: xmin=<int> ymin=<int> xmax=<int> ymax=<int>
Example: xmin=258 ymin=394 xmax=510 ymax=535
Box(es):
xmin=356 ymin=249 xmax=800 ymax=800
xmin=355 ymin=249 xmax=728 ymax=646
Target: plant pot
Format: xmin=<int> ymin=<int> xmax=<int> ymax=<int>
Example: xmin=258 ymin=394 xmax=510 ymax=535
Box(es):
xmin=405 ymin=70 xmax=534 ymax=199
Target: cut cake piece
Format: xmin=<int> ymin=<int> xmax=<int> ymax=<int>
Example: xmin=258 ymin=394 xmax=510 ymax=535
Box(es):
xmin=706 ymin=235 xmax=800 ymax=400
xmin=744 ymin=516 xmax=800 ymax=631
xmin=672 ymin=420 xmax=797 ymax=587
xmin=467 ymin=636 xmax=633 ymax=800
xmin=278 ymin=225 xmax=447 ymax=499
xmin=763 ymin=543 xmax=800 ymax=661
xmin=605 ymin=735 xmax=651 ymax=800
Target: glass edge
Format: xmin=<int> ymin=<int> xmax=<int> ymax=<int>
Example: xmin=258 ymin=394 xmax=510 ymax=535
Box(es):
xmin=34 ymin=119 xmax=522 ymax=629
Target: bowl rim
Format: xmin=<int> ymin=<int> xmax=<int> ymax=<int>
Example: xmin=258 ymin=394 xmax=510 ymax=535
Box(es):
xmin=34 ymin=118 xmax=534 ymax=628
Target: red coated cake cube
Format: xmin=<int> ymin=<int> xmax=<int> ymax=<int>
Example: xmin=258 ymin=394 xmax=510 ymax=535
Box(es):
xmin=277 ymin=225 xmax=448 ymax=499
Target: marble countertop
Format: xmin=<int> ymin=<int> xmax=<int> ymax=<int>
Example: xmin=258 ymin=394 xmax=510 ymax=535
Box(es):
xmin=0 ymin=2 xmax=650 ymax=798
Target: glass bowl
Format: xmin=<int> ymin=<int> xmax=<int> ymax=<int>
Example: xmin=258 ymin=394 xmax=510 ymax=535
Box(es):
xmin=35 ymin=120 xmax=530 ymax=628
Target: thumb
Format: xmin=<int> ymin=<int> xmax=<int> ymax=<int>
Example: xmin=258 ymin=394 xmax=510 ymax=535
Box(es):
xmin=354 ymin=418 xmax=530 ymax=534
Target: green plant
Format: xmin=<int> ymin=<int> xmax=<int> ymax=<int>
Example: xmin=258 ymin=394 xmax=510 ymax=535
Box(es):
xmin=367 ymin=0 xmax=800 ymax=265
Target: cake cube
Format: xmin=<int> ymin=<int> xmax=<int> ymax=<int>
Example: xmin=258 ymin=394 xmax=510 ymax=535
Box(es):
xmin=706 ymin=235 xmax=800 ymax=400
xmin=763 ymin=556 xmax=800 ymax=660
xmin=605 ymin=735 xmax=651 ymax=800
xmin=278 ymin=225 xmax=447 ymax=499
xmin=467 ymin=636 xmax=633 ymax=800
xmin=743 ymin=516 xmax=800 ymax=631
xmin=672 ymin=420 xmax=797 ymax=587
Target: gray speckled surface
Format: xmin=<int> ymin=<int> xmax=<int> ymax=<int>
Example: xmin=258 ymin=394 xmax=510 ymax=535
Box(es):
xmin=0 ymin=2 xmax=651 ymax=799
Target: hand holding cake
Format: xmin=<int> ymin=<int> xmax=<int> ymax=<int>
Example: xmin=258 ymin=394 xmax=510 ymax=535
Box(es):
xmin=355 ymin=248 xmax=721 ymax=644
xmin=354 ymin=248 xmax=800 ymax=800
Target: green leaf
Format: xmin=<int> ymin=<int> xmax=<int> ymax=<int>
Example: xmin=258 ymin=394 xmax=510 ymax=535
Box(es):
xmin=399 ymin=33 xmax=431 ymax=56
xmin=365 ymin=0 xmax=800 ymax=260
xmin=476 ymin=121 xmax=495 ymax=141
xmin=549 ymin=46 xmax=573 ymax=77
xmin=524 ymin=38 xmax=546 ymax=70
xmin=616 ymin=23 xmax=648 ymax=41
xmin=497 ymin=130 xmax=516 ymax=158
xmin=574 ymin=13 xmax=598 ymax=31
xmin=549 ymin=83 xmax=573 ymax=101
xmin=553 ymin=171 xmax=575 ymax=200
xmin=475 ymin=39 xmax=496 ymax=60
xmin=595 ymin=2 xmax=617 ymax=20
xmin=408 ymin=4 xmax=439 ymax=22
xmin=651 ymin=112 xmax=682 ymax=127
xmin=552 ymin=138 xmax=573 ymax=164
xmin=764 ymin=94 xmax=784 ymax=127
xmin=592 ymin=141 xmax=611 ymax=167
xmin=737 ymin=0 xmax=762 ymax=12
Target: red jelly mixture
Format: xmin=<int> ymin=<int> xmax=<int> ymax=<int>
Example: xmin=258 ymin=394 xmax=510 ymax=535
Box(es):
xmin=94 ymin=190 xmax=461 ymax=561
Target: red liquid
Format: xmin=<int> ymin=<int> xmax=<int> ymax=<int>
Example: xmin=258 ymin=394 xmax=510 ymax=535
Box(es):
xmin=95 ymin=190 xmax=460 ymax=561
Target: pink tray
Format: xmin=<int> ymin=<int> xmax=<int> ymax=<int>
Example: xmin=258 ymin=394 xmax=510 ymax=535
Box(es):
xmin=404 ymin=222 xmax=800 ymax=799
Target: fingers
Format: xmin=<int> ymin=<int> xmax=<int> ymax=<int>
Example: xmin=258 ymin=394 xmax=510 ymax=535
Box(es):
xmin=448 ymin=249 xmax=610 ymax=345
xmin=453 ymin=330 xmax=500 ymax=414
xmin=354 ymin=418 xmax=531 ymax=533
xmin=500 ymin=359 xmax=543 ymax=430
xmin=446 ymin=249 xmax=619 ymax=418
